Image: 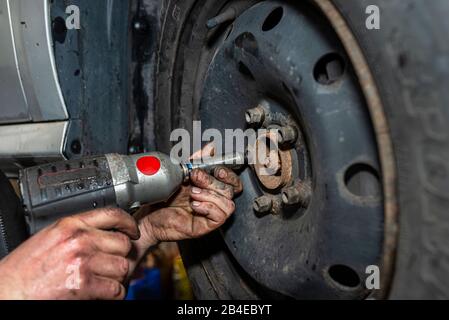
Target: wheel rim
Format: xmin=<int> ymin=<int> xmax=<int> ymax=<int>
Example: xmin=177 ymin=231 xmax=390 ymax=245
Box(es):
xmin=157 ymin=0 xmax=396 ymax=299
xmin=198 ymin=1 xmax=385 ymax=299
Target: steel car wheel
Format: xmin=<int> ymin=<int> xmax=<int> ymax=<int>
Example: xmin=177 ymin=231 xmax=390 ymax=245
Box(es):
xmin=155 ymin=0 xmax=449 ymax=299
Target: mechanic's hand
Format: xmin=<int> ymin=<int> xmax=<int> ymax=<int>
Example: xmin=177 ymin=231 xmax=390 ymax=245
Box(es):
xmin=130 ymin=144 xmax=243 ymax=269
xmin=0 ymin=208 xmax=139 ymax=300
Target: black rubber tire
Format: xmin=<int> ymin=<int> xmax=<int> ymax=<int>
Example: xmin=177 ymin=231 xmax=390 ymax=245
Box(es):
xmin=0 ymin=172 xmax=28 ymax=259
xmin=155 ymin=0 xmax=449 ymax=299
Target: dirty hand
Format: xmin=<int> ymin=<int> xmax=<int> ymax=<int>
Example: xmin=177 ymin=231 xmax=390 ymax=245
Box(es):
xmin=0 ymin=208 xmax=139 ymax=300
xmin=130 ymin=145 xmax=243 ymax=267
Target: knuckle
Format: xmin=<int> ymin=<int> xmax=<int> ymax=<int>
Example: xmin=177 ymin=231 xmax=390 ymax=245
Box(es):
xmin=54 ymin=217 xmax=70 ymax=230
xmin=109 ymin=281 xmax=124 ymax=299
xmin=117 ymin=233 xmax=132 ymax=254
xmin=190 ymin=169 xmax=198 ymax=181
xmin=224 ymin=186 xmax=234 ymax=199
xmin=227 ymin=201 xmax=236 ymax=214
xmin=110 ymin=256 xmax=129 ymax=279
xmin=191 ymin=169 xmax=201 ymax=182
xmin=68 ymin=231 xmax=90 ymax=254
xmin=213 ymin=166 xmax=225 ymax=179
xmin=120 ymin=258 xmax=130 ymax=276
xmin=80 ymin=255 xmax=91 ymax=269
xmin=102 ymin=207 xmax=123 ymax=219
xmin=54 ymin=217 xmax=79 ymax=236
xmin=196 ymin=170 xmax=211 ymax=185
xmin=130 ymin=220 xmax=140 ymax=235
xmin=202 ymin=189 xmax=213 ymax=198
xmin=61 ymin=216 xmax=79 ymax=227
xmin=208 ymin=189 xmax=218 ymax=196
xmin=109 ymin=280 xmax=120 ymax=295
xmin=75 ymin=256 xmax=90 ymax=276
xmin=205 ymin=202 xmax=217 ymax=213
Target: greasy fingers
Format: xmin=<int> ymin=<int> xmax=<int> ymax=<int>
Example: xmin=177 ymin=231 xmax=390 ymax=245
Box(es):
xmin=190 ymin=188 xmax=235 ymax=217
xmin=90 ymin=229 xmax=132 ymax=257
xmin=0 ymin=209 xmax=138 ymax=300
xmin=188 ymin=169 xmax=238 ymax=233
xmin=190 ymin=201 xmax=229 ymax=225
xmin=87 ymin=276 xmax=126 ymax=300
xmin=190 ymin=169 xmax=234 ymax=199
xmin=78 ymin=208 xmax=140 ymax=240
xmin=88 ymin=253 xmax=129 ymax=282
xmin=213 ymin=166 xmax=243 ymax=194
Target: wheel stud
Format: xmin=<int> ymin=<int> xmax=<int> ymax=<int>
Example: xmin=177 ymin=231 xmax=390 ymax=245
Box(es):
xmin=206 ymin=7 xmax=237 ymax=29
xmin=245 ymin=107 xmax=265 ymax=127
xmin=282 ymin=182 xmax=312 ymax=207
xmin=278 ymin=126 xmax=298 ymax=145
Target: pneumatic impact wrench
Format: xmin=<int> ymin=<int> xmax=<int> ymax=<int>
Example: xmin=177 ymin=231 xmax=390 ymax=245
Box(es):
xmin=19 ymin=152 xmax=246 ymax=234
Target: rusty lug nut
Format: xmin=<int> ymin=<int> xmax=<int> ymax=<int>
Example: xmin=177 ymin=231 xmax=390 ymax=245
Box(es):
xmin=282 ymin=182 xmax=312 ymax=207
xmin=245 ymin=107 xmax=266 ymax=127
xmin=278 ymin=126 xmax=298 ymax=145
xmin=253 ymin=196 xmax=273 ymax=214
xmin=270 ymin=196 xmax=283 ymax=215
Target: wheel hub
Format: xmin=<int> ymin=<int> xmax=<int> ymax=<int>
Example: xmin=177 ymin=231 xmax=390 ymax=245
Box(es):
xmin=251 ymin=108 xmax=294 ymax=192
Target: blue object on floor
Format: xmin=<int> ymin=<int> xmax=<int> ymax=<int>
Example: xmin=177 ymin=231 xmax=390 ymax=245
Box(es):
xmin=126 ymin=268 xmax=162 ymax=300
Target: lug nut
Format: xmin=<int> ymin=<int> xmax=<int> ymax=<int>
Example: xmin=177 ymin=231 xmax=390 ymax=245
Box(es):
xmin=245 ymin=107 xmax=266 ymax=127
xmin=282 ymin=182 xmax=312 ymax=207
xmin=278 ymin=126 xmax=298 ymax=145
xmin=282 ymin=187 xmax=301 ymax=205
xmin=270 ymin=196 xmax=283 ymax=215
xmin=253 ymin=195 xmax=283 ymax=215
xmin=253 ymin=196 xmax=273 ymax=214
